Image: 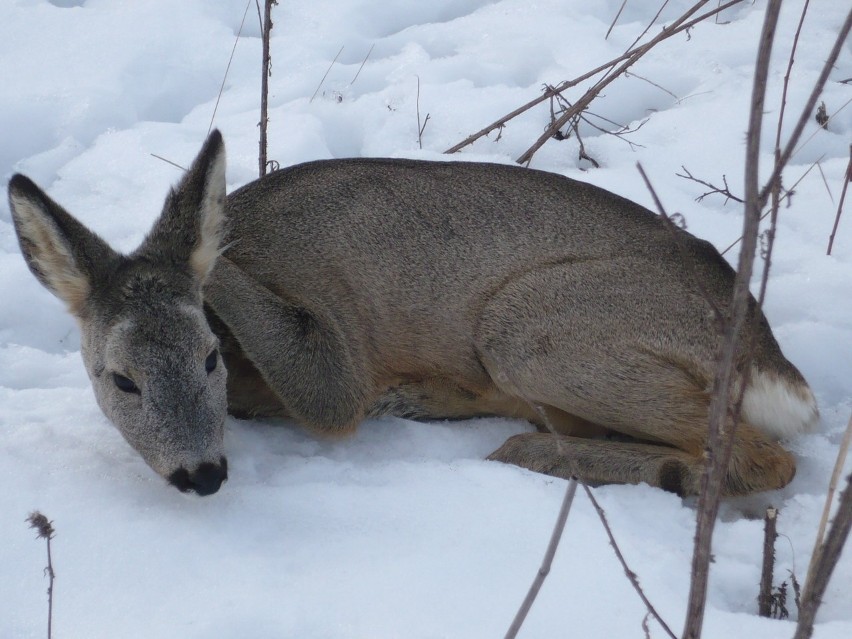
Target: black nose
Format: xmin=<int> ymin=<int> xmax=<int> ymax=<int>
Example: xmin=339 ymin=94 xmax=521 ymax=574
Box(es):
xmin=168 ymin=457 xmax=228 ymax=496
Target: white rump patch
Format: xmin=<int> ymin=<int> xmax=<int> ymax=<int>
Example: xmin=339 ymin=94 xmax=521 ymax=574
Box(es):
xmin=741 ymin=369 xmax=819 ymax=440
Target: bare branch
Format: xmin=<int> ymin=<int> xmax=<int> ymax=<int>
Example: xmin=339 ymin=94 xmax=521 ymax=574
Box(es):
xmin=517 ymin=1 xmax=746 ymax=166
xmin=444 ymin=0 xmax=744 ymax=155
xmin=503 ymin=480 xmax=578 ymax=639
xmin=583 ymin=485 xmax=678 ymax=639
xmin=606 ymin=0 xmax=630 ymax=40
xmin=826 ymin=144 xmax=852 ymax=255
xmin=758 ymin=8 xmax=852 ymax=210
xmin=682 ymin=3 xmax=784 ymax=637
xmin=309 ymin=45 xmax=344 ymax=103
xmin=258 ymin=0 xmax=277 ymax=177
xmin=210 ymin=0 xmax=253 ymax=136
xmin=758 ymin=507 xmax=778 ymax=617
xmin=793 ymin=474 xmax=852 ymax=639
xmin=676 ymin=166 xmax=744 ymax=204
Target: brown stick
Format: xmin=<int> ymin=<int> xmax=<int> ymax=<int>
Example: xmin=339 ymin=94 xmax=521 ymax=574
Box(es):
xmin=757 ymin=507 xmax=778 ymax=617
xmin=444 ymin=0 xmax=744 ymax=155
xmin=258 ymin=0 xmax=276 ymax=177
xmin=758 ymin=8 xmax=852 ymax=211
xmin=681 ymin=3 xmax=783 ymax=637
xmin=503 ymin=479 xmax=578 ymax=639
xmin=516 ymin=0 xmax=725 ymax=166
xmin=583 ymin=485 xmax=678 ymax=639
xmin=826 ymin=144 xmax=852 ymax=255
xmin=793 ymin=474 xmax=852 ymax=639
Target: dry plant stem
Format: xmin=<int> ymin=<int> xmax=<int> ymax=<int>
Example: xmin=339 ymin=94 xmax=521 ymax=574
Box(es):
xmin=258 ymin=0 xmax=275 ymax=177
xmin=793 ymin=474 xmax=852 ymax=639
xmin=503 ymin=479 xmax=578 ymax=639
xmin=493 ymin=366 xmax=676 ymax=639
xmin=758 ymin=8 xmax=852 ymax=210
xmin=804 ymin=412 xmax=852 ymax=588
xmin=624 ymin=0 xmax=671 ymax=53
xmin=516 ymin=0 xmax=720 ymax=165
xmin=209 ymin=0 xmax=253 ymax=136
xmin=149 ymin=153 xmax=187 ymax=172
xmin=309 ymin=45 xmax=344 ymax=103
xmin=826 ymin=144 xmax=852 ymax=255
xmin=681 ymin=3 xmax=783 ymax=638
xmin=606 ymin=0 xmax=630 ymax=40
xmin=27 ymin=512 xmax=55 ymax=639
xmin=720 ymin=157 xmax=824 ymax=256
xmin=444 ymin=0 xmax=743 ymax=155
xmin=676 ymin=167 xmax=743 ymax=204
xmin=349 ymin=44 xmax=374 ymax=86
xmin=583 ymin=485 xmax=678 ymax=639
xmin=416 ymin=76 xmax=431 ymax=150
xmin=757 ymin=507 xmax=778 ymax=617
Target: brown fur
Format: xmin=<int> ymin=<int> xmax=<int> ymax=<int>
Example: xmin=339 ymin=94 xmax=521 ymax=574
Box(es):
xmin=8 ymin=131 xmax=818 ymax=496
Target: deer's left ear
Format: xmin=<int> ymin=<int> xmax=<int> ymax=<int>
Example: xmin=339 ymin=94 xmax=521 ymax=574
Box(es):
xmin=8 ymin=174 xmax=121 ymax=316
xmin=137 ymin=130 xmax=227 ymax=284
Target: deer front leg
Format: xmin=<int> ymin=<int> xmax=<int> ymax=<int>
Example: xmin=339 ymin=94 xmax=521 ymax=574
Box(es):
xmin=204 ymin=256 xmax=370 ymax=432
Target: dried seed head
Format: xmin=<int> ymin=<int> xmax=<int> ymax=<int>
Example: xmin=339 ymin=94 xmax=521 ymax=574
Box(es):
xmin=26 ymin=511 xmax=55 ymax=539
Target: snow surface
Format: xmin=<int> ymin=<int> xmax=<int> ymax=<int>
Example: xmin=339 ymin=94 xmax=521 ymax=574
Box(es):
xmin=1 ymin=1 xmax=851 ymax=637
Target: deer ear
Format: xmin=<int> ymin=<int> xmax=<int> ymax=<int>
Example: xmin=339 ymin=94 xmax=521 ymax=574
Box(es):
xmin=8 ymin=175 xmax=119 ymax=317
xmin=137 ymin=130 xmax=227 ymax=284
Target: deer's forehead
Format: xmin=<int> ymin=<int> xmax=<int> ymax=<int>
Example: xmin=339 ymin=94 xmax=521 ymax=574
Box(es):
xmin=105 ymin=303 xmax=212 ymax=354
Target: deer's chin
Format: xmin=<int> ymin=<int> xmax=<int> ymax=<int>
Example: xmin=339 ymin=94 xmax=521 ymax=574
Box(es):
xmin=167 ymin=457 xmax=228 ymax=496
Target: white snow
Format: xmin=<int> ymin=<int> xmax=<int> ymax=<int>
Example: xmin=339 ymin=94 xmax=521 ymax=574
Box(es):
xmin=1 ymin=1 xmax=851 ymax=637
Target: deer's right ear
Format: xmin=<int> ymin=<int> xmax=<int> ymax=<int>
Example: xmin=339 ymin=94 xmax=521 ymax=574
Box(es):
xmin=8 ymin=175 xmax=119 ymax=317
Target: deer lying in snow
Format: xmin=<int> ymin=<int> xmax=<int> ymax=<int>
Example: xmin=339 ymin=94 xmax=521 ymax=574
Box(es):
xmin=8 ymin=131 xmax=817 ymax=496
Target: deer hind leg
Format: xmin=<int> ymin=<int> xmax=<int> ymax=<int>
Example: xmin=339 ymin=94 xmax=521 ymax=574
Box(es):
xmin=475 ymin=261 xmax=796 ymax=496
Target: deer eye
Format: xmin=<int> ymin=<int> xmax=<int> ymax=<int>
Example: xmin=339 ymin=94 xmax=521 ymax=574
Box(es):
xmin=113 ymin=373 xmax=140 ymax=394
xmin=205 ymin=349 xmax=218 ymax=374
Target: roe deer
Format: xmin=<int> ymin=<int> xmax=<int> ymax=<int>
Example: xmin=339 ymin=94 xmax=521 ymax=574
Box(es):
xmin=8 ymin=130 xmax=818 ymax=496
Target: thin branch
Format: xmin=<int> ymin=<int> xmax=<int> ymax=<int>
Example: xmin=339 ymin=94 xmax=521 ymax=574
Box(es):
xmin=517 ymin=1 xmax=736 ymax=165
xmin=583 ymin=485 xmax=679 ymax=639
xmin=720 ymin=156 xmax=823 ymax=256
xmin=258 ymin=0 xmax=276 ymax=177
xmin=309 ymin=45 xmax=344 ymax=103
xmin=826 ymin=144 xmax=852 ymax=255
xmin=625 ymin=0 xmax=672 ymax=53
xmin=793 ymin=474 xmax=852 ymax=639
xmin=416 ymin=76 xmax=431 ymax=150
xmin=757 ymin=507 xmax=778 ymax=617
xmin=503 ymin=480 xmax=578 ymax=639
xmin=606 ymin=0 xmax=630 ymax=40
xmin=349 ymin=43 xmax=375 ymax=86
xmin=682 ymin=3 xmax=783 ymax=637
xmin=676 ymin=166 xmax=744 ymax=204
xmin=805 ymin=411 xmax=852 ymax=585
xmin=27 ymin=512 xmax=56 ymax=639
xmin=444 ymin=0 xmax=744 ymax=154
xmin=149 ymin=153 xmax=187 ymax=172
xmin=758 ymin=8 xmax=852 ymax=210
xmin=209 ymin=0 xmax=253 ymax=136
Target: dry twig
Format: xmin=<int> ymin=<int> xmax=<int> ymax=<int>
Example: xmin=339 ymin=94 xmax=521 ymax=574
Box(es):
xmin=757 ymin=507 xmax=778 ymax=617
xmin=793 ymin=474 xmax=852 ymax=639
xmin=826 ymin=144 xmax=852 ymax=255
xmin=682 ymin=3 xmax=784 ymax=636
xmin=209 ymin=0 xmax=253 ymax=136
xmin=503 ymin=480 xmax=578 ymax=639
xmin=27 ymin=512 xmax=56 ymax=639
xmin=258 ymin=0 xmax=277 ymax=177
xmin=444 ymin=0 xmax=744 ymax=155
xmin=676 ymin=166 xmax=743 ymax=204
xmin=309 ymin=45 xmax=344 ymax=103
